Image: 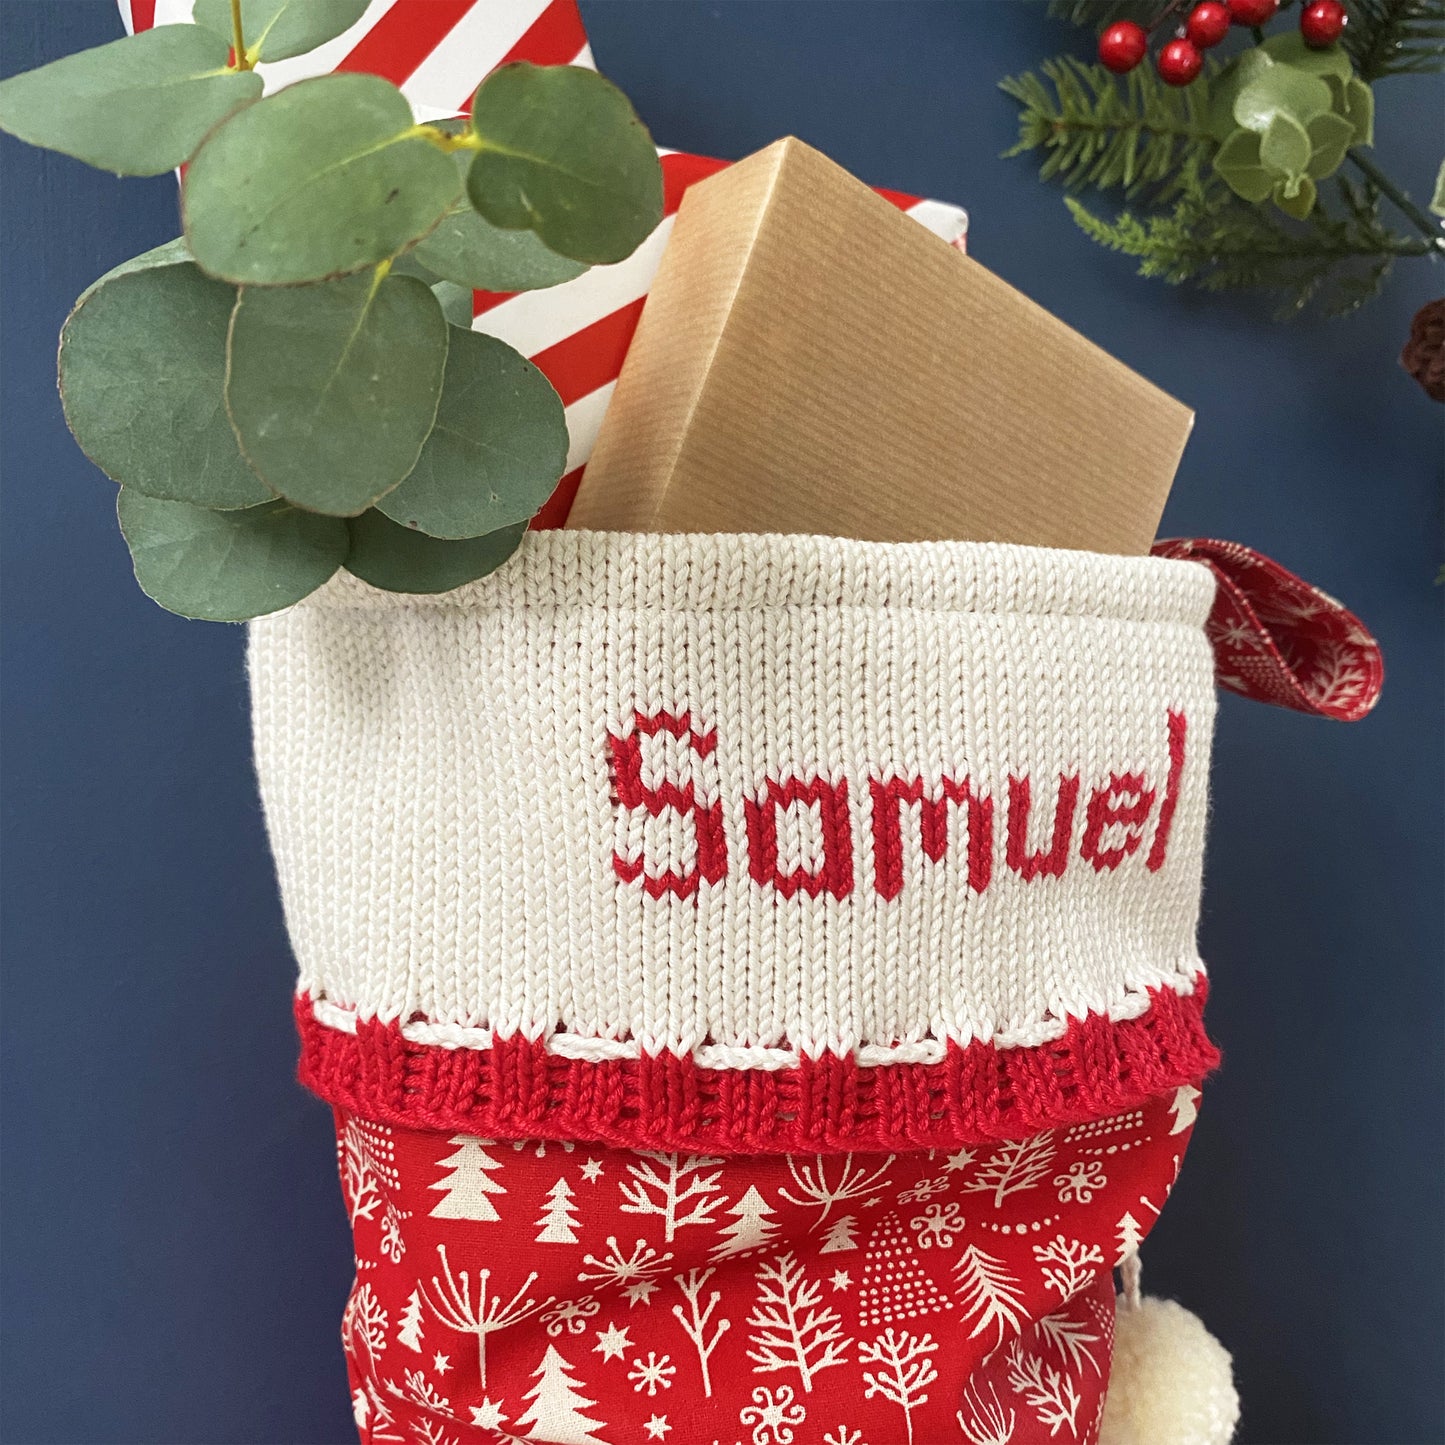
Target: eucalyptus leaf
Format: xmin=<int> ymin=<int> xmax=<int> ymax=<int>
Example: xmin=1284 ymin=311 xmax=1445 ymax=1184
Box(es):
xmin=345 ymin=511 xmax=525 ymax=593
xmin=1342 ymin=76 xmax=1374 ymax=147
xmin=1305 ymin=111 xmax=1355 ymax=179
xmin=77 ymin=236 xmax=195 ymax=305
xmin=430 ymin=281 xmax=475 ymax=328
xmin=1260 ymin=30 xmax=1354 ymax=80
xmin=468 ymin=63 xmax=663 ymax=266
xmin=60 ymin=261 xmax=270 ymax=509
xmin=184 ymin=73 xmax=460 ymax=285
xmin=1234 ymin=66 xmax=1333 ymax=133
xmin=192 ymin=0 xmax=370 ymax=64
xmin=1213 ymin=129 xmax=1274 ymax=202
xmin=118 ymin=491 xmax=347 ymax=620
xmin=0 ymin=26 xmax=261 ymax=175
xmin=413 ymin=153 xmax=588 ymax=290
xmin=226 ymin=271 xmax=448 ymax=514
xmin=1431 ymin=159 xmax=1445 ymax=219
xmin=1260 ymin=113 xmax=1312 ymax=181
xmin=1272 ymin=173 xmax=1317 ymax=220
xmin=378 ymin=328 xmax=566 ymax=539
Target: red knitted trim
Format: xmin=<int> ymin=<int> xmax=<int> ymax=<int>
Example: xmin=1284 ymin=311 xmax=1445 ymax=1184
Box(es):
xmin=296 ymin=980 xmax=1218 ymax=1154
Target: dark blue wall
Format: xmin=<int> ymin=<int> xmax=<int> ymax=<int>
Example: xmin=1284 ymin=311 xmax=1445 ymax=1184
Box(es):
xmin=2 ymin=4 xmax=1440 ymax=1442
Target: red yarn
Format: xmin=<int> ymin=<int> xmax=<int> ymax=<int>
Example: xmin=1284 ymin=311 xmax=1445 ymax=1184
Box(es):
xmin=296 ymin=981 xmax=1219 ymax=1154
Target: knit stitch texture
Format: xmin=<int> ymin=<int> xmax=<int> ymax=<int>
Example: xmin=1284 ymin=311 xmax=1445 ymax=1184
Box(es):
xmin=251 ymin=531 xmax=1220 ymax=1149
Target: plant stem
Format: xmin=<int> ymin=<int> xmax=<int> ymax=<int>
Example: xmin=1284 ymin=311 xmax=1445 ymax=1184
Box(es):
xmin=1347 ymin=149 xmax=1445 ymax=252
xmin=230 ymin=0 xmax=253 ymax=71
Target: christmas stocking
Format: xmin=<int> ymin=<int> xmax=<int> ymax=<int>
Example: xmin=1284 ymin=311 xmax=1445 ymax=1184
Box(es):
xmin=251 ymin=530 xmax=1379 ymax=1445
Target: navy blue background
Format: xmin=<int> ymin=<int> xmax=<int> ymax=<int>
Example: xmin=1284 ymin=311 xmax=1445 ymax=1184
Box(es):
xmin=2 ymin=4 xmax=1440 ymax=1441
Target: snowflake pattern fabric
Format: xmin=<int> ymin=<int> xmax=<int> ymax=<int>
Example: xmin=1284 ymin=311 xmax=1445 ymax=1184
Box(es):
xmin=336 ymin=1089 xmax=1197 ymax=1444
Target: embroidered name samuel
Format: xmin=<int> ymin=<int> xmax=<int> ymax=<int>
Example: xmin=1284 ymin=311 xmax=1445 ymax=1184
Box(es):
xmin=608 ymin=708 xmax=1189 ymax=901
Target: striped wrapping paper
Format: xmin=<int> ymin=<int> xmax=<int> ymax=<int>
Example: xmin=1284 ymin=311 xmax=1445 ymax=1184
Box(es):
xmin=117 ymin=0 xmax=970 ymax=526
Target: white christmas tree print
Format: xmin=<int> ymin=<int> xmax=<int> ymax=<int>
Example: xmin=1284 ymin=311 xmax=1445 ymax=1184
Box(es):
xmin=858 ymin=1329 xmax=939 ymax=1445
xmin=1035 ymin=1305 xmax=1102 ymax=1376
xmin=397 ymin=1286 xmax=426 ymax=1353
xmin=953 ymin=1245 xmax=1027 ymax=1349
xmin=341 ymin=1282 xmax=388 ymax=1369
xmin=514 ymin=1344 xmax=607 ymax=1445
xmin=957 ymin=1379 xmax=1017 ymax=1445
xmin=670 ymin=1267 xmax=730 ymax=1397
xmin=429 ymin=1136 xmax=506 ymax=1222
xmin=578 ymin=1236 xmax=674 ymax=1305
xmin=745 ymin=1252 xmax=849 ymax=1392
xmin=424 ymin=1244 xmax=548 ymax=1387
xmin=1032 ymin=1235 xmax=1105 ymax=1301
xmin=778 ymin=1153 xmax=895 ymax=1225
xmin=1114 ymin=1211 xmax=1145 ymax=1267
xmin=857 ymin=1212 xmax=955 ymax=1328
xmin=619 ymin=1153 xmax=724 ymax=1241
xmin=819 ymin=1215 xmax=859 ymax=1254
xmin=1005 ymin=1340 xmax=1081 ymax=1435
xmin=337 ymin=1117 xmax=401 ymax=1226
xmin=712 ymin=1185 xmax=780 ymax=1260
xmin=537 ymin=1177 xmax=582 ymax=1244
xmin=960 ymin=1133 xmax=1055 ymax=1208
xmin=1170 ymin=1083 xmax=1201 ymax=1134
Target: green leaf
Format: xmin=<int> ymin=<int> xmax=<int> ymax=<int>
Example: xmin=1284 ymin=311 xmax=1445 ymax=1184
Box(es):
xmin=430 ymin=280 xmax=476 ymax=328
xmin=413 ymin=153 xmax=588 ymax=290
xmin=1214 ymin=129 xmax=1274 ymax=201
xmin=77 ymin=237 xmax=196 ymax=304
xmin=1305 ymin=111 xmax=1355 ymax=178
xmin=117 ymin=492 xmax=347 ymax=620
xmin=1260 ymin=113 xmax=1312 ymax=180
xmin=192 ymin=0 xmax=370 ymax=64
xmin=468 ymin=63 xmax=663 ymax=265
xmin=1234 ymin=66 xmax=1334 ymax=132
xmin=226 ymin=270 xmax=448 ymax=515
xmin=1431 ymin=158 xmax=1445 ymax=218
xmin=0 ymin=26 xmax=260 ymax=175
xmin=1260 ymin=30 xmax=1355 ymax=79
xmin=1272 ymin=173 xmax=1318 ymax=219
xmin=345 ymin=511 xmax=525 ymax=593
xmin=183 ymin=73 xmax=460 ymax=285
xmin=1342 ymin=76 xmax=1376 ymax=146
xmin=377 ymin=328 xmax=566 ymax=539
xmin=60 ymin=260 xmax=270 ymax=509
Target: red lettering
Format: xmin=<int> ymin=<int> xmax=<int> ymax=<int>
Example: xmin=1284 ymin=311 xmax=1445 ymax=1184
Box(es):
xmin=1146 ymin=710 xmax=1188 ymax=872
xmin=608 ymin=710 xmax=727 ymax=899
xmin=869 ymin=776 xmax=993 ymax=900
xmin=1080 ymin=773 xmax=1157 ymax=872
xmin=1006 ymin=773 xmax=1080 ymax=880
xmin=745 ymin=776 xmax=854 ymax=900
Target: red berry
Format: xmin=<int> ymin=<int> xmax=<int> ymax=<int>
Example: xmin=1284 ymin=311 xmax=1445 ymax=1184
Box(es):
xmin=1300 ymin=0 xmax=1348 ymax=46
xmin=1157 ymin=37 xmax=1204 ymax=84
xmin=1185 ymin=1 xmax=1232 ymax=47
xmin=1229 ymin=0 xmax=1280 ymax=25
xmin=1099 ymin=19 xmax=1149 ymax=72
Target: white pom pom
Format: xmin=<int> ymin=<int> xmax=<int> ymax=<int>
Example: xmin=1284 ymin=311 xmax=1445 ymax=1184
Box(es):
xmin=1099 ymin=1295 xmax=1240 ymax=1445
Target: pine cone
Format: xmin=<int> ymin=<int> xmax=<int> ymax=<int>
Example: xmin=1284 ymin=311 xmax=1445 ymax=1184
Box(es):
xmin=1401 ymin=297 xmax=1445 ymax=403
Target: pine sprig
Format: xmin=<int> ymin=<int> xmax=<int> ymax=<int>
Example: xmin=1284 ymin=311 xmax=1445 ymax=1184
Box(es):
xmin=1001 ymin=57 xmax=1218 ymax=205
xmin=1343 ymin=0 xmax=1445 ymax=80
xmin=1067 ymin=173 xmax=1433 ymax=315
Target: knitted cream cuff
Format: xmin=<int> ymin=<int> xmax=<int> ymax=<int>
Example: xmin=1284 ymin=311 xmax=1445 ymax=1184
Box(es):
xmin=251 ymin=530 xmax=1221 ymax=1151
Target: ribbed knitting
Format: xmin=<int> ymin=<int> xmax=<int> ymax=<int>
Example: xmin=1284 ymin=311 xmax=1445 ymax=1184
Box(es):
xmin=251 ymin=531 xmax=1219 ymax=1146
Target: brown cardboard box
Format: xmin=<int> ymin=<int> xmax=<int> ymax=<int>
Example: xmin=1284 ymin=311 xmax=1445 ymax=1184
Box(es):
xmin=566 ymin=138 xmax=1192 ymax=553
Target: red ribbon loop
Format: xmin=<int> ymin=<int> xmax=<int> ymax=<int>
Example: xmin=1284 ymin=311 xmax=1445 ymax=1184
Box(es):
xmin=1152 ymin=537 xmax=1383 ymax=722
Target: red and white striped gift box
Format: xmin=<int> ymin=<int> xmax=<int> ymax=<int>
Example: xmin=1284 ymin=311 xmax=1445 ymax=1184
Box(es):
xmin=117 ymin=0 xmax=970 ymax=528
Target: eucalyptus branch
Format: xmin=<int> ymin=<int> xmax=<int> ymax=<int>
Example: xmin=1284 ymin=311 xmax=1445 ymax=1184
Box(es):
xmin=229 ymin=0 xmax=252 ymax=71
